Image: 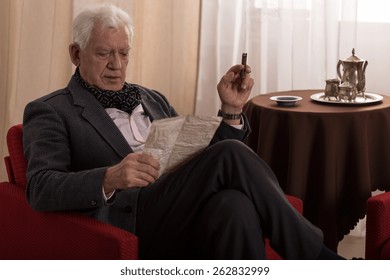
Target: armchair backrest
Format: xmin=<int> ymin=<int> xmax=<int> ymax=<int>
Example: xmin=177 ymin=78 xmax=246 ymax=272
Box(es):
xmin=4 ymin=124 xmax=27 ymax=189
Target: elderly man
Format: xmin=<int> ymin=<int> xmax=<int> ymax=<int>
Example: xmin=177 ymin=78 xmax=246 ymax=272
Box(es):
xmin=23 ymin=4 xmax=343 ymax=260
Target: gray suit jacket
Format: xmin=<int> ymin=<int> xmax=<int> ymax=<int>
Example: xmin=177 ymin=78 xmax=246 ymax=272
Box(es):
xmin=23 ymin=75 xmax=250 ymax=233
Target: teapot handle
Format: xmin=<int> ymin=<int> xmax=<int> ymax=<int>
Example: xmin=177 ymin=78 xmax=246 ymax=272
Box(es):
xmin=356 ymin=61 xmax=368 ymax=94
xmin=336 ymin=60 xmax=343 ymax=80
xmin=363 ymin=60 xmax=368 ymax=73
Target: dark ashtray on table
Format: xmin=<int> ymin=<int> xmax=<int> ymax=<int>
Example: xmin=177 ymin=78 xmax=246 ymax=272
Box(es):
xmin=270 ymin=95 xmax=302 ymax=107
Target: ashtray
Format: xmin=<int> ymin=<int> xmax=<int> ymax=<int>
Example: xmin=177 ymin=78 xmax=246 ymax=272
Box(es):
xmin=270 ymin=95 xmax=302 ymax=107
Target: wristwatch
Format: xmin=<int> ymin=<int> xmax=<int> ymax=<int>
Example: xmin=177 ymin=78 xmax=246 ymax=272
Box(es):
xmin=218 ymin=109 xmax=242 ymax=120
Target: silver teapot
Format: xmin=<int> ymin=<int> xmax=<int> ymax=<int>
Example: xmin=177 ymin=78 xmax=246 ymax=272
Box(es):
xmin=337 ymin=48 xmax=368 ymax=96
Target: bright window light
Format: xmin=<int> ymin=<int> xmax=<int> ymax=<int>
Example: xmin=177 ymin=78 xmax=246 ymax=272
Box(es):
xmin=254 ymin=0 xmax=310 ymax=9
xmin=358 ymin=0 xmax=390 ymax=22
xmin=254 ymin=0 xmax=390 ymax=23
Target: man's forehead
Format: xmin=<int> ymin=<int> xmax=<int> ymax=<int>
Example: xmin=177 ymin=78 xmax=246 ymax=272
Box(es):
xmin=89 ymin=25 xmax=130 ymax=48
xmin=92 ymin=22 xmax=129 ymax=37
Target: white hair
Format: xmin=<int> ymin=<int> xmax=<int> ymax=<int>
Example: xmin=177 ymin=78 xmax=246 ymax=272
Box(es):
xmin=72 ymin=4 xmax=134 ymax=50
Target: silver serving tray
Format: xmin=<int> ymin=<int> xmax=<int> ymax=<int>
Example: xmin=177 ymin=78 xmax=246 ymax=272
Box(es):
xmin=310 ymin=92 xmax=383 ymax=105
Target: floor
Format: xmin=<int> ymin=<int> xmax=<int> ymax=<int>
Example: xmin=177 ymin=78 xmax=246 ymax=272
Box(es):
xmin=336 ymin=190 xmax=384 ymax=259
xmin=337 ymin=218 xmax=366 ymax=259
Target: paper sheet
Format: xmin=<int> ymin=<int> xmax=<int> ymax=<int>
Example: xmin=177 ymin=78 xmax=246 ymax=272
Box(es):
xmin=143 ymin=115 xmax=222 ymax=176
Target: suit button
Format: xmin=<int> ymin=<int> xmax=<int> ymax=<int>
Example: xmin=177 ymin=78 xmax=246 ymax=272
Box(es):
xmin=91 ymin=200 xmax=97 ymax=206
xmin=124 ymin=205 xmax=132 ymax=213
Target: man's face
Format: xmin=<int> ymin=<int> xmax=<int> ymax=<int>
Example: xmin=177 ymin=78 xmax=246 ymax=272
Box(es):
xmin=77 ymin=24 xmax=130 ymax=91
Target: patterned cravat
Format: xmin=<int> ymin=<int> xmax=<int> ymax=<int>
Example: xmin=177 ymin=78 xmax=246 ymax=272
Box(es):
xmin=75 ymin=68 xmax=141 ymax=115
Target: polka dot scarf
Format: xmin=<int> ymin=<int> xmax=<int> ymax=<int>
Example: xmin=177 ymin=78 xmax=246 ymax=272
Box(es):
xmin=75 ymin=68 xmax=141 ymax=115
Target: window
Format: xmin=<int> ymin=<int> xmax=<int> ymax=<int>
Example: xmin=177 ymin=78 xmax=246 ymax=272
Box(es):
xmin=255 ymin=0 xmax=390 ymax=23
xmin=358 ymin=0 xmax=390 ymax=22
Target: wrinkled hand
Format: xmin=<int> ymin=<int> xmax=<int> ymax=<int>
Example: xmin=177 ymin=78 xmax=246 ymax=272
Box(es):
xmin=217 ymin=64 xmax=254 ymax=114
xmin=103 ymin=153 xmax=160 ymax=194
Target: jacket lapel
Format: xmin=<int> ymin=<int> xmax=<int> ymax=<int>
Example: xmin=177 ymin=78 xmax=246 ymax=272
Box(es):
xmin=141 ymin=97 xmax=167 ymax=121
xmin=137 ymin=86 xmax=173 ymax=121
xmin=68 ymin=77 xmax=133 ymax=158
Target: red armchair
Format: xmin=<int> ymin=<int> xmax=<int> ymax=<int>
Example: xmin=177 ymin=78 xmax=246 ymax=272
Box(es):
xmin=0 ymin=124 xmax=302 ymax=259
xmin=365 ymin=191 xmax=390 ymax=259
xmin=1 ymin=124 xmax=138 ymax=259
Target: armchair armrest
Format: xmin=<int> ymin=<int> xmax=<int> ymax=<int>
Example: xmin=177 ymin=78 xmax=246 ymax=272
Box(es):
xmin=0 ymin=182 xmax=138 ymax=259
xmin=365 ymin=191 xmax=390 ymax=260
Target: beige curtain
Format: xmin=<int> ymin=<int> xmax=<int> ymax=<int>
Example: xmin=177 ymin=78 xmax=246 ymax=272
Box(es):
xmin=0 ymin=0 xmax=73 ymax=181
xmin=0 ymin=0 xmax=200 ymax=181
xmin=131 ymin=0 xmax=200 ymax=115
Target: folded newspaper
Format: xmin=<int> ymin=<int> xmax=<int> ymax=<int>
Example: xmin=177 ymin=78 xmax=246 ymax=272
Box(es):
xmin=143 ymin=115 xmax=222 ymax=176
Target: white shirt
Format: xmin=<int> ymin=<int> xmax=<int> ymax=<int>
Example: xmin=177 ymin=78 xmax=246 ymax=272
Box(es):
xmin=105 ymin=105 xmax=151 ymax=153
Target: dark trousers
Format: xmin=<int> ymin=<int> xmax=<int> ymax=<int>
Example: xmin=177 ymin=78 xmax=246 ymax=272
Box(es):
xmin=136 ymin=140 xmax=323 ymax=259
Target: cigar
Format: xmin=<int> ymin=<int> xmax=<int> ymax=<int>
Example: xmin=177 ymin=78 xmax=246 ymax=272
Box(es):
xmin=240 ymin=53 xmax=247 ymax=79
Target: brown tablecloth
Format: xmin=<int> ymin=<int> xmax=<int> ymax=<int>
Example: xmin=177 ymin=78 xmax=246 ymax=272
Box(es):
xmin=244 ymin=89 xmax=390 ymax=251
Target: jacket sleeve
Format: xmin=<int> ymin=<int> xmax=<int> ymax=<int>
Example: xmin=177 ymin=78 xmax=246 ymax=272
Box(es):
xmin=209 ymin=113 xmax=252 ymax=145
xmin=23 ymin=100 xmax=108 ymax=213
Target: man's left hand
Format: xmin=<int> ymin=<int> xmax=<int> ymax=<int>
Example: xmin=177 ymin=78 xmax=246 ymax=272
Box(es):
xmin=217 ymin=64 xmax=254 ymax=115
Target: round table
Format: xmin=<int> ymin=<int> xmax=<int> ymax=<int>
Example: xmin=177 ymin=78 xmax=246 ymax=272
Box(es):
xmin=244 ymin=89 xmax=390 ymax=251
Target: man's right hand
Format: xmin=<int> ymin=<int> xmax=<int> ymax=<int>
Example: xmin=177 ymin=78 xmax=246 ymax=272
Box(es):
xmin=103 ymin=153 xmax=160 ymax=195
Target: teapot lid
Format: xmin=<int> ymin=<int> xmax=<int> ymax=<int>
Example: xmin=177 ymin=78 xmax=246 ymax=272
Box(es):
xmin=343 ymin=48 xmax=365 ymax=62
